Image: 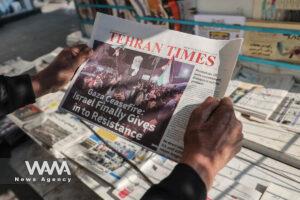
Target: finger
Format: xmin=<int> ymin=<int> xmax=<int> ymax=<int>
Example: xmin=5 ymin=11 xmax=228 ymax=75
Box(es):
xmin=188 ymin=97 xmax=220 ymax=128
xmin=206 ymin=97 xmax=234 ymax=130
xmin=203 ymin=98 xmax=235 ymax=138
xmin=233 ymin=140 xmax=243 ymax=156
xmin=225 ymin=143 xmax=242 ymax=162
xmin=70 ymin=44 xmax=90 ymax=57
xmin=229 ymin=119 xmax=243 ymax=143
xmin=224 ymin=136 xmax=243 ymax=161
xmin=211 ymin=115 xmax=241 ymax=150
xmin=57 ymin=45 xmax=88 ymax=60
xmin=73 ymin=44 xmax=89 ymax=52
xmin=221 ymin=97 xmax=233 ymax=107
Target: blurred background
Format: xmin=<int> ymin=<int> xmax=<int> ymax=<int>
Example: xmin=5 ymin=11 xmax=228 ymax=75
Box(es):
xmin=0 ymin=0 xmax=78 ymax=63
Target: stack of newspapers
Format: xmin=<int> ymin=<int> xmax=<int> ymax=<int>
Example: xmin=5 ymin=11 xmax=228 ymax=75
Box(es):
xmin=225 ymin=64 xmax=300 ymax=134
xmin=269 ymin=83 xmax=300 ymax=132
xmin=226 ymin=66 xmax=295 ymax=120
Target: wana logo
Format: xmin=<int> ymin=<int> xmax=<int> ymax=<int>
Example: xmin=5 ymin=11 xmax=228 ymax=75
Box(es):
xmin=25 ymin=161 xmax=71 ymax=176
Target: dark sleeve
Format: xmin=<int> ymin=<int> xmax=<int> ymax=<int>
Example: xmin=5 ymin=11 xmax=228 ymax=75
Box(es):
xmin=0 ymin=75 xmax=35 ymax=117
xmin=141 ymin=163 xmax=207 ymax=200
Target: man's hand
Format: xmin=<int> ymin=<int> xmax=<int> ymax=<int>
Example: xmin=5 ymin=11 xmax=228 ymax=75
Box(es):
xmin=181 ymin=97 xmax=243 ymax=190
xmin=31 ymin=44 xmax=92 ymax=97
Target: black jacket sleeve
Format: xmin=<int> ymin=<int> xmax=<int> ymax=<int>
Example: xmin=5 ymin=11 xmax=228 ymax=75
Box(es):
xmin=142 ymin=163 xmax=207 ymax=200
xmin=0 ymin=75 xmax=35 ymax=118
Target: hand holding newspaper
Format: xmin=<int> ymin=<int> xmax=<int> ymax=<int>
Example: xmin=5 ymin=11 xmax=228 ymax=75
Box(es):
xmin=60 ymin=13 xmax=242 ymax=161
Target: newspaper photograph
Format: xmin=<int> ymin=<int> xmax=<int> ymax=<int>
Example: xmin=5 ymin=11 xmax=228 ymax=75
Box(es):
xmin=60 ymin=13 xmax=242 ymax=161
xmin=62 ymin=40 xmax=194 ymax=151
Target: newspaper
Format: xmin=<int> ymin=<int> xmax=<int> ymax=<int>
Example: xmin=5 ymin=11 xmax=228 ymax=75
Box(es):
xmin=0 ymin=58 xmax=36 ymax=76
xmin=269 ymin=83 xmax=300 ymax=132
xmin=112 ymin=158 xmax=262 ymax=200
xmin=9 ymin=104 xmax=44 ymax=125
xmin=64 ymin=129 xmax=153 ymax=185
xmin=112 ymin=172 xmax=150 ymax=200
xmin=238 ymin=114 xmax=300 ymax=161
xmin=208 ymin=175 xmax=262 ymax=200
xmin=8 ymin=91 xmax=90 ymax=151
xmin=253 ymin=0 xmax=300 ymax=21
xmin=260 ymin=183 xmax=300 ymax=200
xmin=194 ymin=14 xmax=246 ymax=40
xmin=35 ymin=91 xmax=65 ymax=113
xmin=8 ymin=90 xmax=66 ymax=125
xmin=242 ymin=24 xmax=300 ymax=64
xmin=59 ymin=13 xmax=242 ymax=161
xmin=226 ymin=67 xmax=294 ymax=120
xmin=20 ymin=113 xmax=90 ymax=151
xmin=112 ymin=154 xmax=176 ymax=199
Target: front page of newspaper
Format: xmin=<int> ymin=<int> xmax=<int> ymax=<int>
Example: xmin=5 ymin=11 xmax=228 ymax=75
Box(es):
xmin=60 ymin=13 xmax=242 ymax=161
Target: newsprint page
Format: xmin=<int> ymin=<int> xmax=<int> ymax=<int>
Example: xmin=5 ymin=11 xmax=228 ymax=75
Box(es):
xmin=60 ymin=13 xmax=242 ymax=162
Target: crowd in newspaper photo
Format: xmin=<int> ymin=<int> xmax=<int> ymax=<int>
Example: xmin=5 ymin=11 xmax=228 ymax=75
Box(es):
xmin=61 ymin=40 xmax=194 ymax=151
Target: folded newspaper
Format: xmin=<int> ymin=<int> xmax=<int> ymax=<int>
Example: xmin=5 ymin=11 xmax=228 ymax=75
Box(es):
xmin=64 ymin=129 xmax=153 ymax=185
xmin=60 ymin=13 xmax=242 ymax=161
xmin=227 ymin=67 xmax=294 ymax=120
xmin=269 ymin=83 xmax=300 ymax=132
